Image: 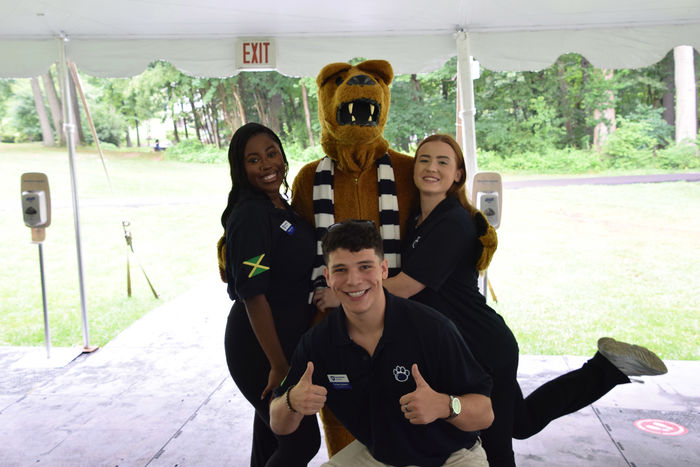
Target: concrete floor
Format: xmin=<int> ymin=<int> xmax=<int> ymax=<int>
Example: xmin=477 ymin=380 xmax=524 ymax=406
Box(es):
xmin=2 ymin=276 xmax=698 ymax=466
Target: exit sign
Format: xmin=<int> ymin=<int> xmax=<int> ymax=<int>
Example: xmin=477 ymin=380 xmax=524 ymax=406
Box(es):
xmin=237 ymin=39 xmax=276 ymax=69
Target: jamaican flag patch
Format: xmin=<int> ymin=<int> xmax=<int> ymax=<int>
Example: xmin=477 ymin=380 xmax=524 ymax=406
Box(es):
xmin=243 ymin=254 xmax=270 ymax=278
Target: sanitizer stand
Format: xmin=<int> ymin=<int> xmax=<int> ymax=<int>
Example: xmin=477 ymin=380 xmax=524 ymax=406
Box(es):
xmin=37 ymin=241 xmax=51 ymax=358
xmin=21 ymin=173 xmax=53 ymax=358
xmin=472 ymin=172 xmax=503 ymax=303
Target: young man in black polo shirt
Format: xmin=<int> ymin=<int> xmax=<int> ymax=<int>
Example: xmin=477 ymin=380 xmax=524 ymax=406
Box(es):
xmin=270 ymin=220 xmax=493 ymax=466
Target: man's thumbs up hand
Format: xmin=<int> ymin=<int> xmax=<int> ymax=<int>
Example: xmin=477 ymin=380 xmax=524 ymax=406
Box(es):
xmin=301 ymin=361 xmax=315 ymax=384
xmin=412 ymin=363 xmax=428 ymax=388
xmin=288 ymin=361 xmax=327 ymax=415
xmin=398 ymin=364 xmax=449 ymax=424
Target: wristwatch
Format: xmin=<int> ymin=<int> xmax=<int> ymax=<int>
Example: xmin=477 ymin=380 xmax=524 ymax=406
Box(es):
xmin=445 ymin=395 xmax=461 ymax=420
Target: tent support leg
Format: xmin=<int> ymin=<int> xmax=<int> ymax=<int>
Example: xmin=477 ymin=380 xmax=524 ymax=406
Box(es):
xmin=456 ymin=31 xmax=479 ymax=198
xmin=58 ymin=35 xmax=97 ymax=353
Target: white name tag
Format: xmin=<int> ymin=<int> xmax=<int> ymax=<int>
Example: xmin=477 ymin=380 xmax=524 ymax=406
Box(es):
xmin=280 ymin=220 xmax=296 ymax=235
xmin=327 ymin=374 xmax=351 ymax=389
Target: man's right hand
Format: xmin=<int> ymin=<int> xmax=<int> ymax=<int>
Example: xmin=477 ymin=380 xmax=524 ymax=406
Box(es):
xmin=289 ymin=361 xmax=327 ymax=415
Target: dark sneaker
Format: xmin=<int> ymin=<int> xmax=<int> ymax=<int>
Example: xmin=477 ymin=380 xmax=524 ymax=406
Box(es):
xmin=598 ymin=337 xmax=668 ymax=376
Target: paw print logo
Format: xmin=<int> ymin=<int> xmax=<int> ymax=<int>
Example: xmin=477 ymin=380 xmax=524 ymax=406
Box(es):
xmin=393 ymin=365 xmax=410 ymax=382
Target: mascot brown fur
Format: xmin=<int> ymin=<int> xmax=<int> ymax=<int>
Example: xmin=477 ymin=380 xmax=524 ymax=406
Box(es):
xmin=290 ymin=59 xmax=417 ymax=456
xmin=291 ymin=59 xmax=416 ymax=235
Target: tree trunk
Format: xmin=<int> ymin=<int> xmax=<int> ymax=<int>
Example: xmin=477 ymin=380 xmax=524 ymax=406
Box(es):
xmin=593 ymin=69 xmax=616 ymax=151
xmin=662 ymin=54 xmax=675 ymax=127
xmin=232 ymin=80 xmax=247 ymax=125
xmin=68 ymin=72 xmax=85 ymax=144
xmin=172 ymin=104 xmax=180 ymax=143
xmin=188 ymin=94 xmax=203 ymax=142
xmin=268 ymin=93 xmax=282 ymax=134
xmin=301 ymin=82 xmax=315 ymax=147
xmin=197 ymin=88 xmax=214 ymax=145
xmin=557 ymin=59 xmax=573 ymax=139
xmin=286 ymin=95 xmax=299 ymax=122
xmin=42 ymin=69 xmax=64 ymax=145
xmin=31 ymin=77 xmax=55 ymax=146
xmin=253 ymin=88 xmax=267 ymax=125
xmin=218 ymin=83 xmax=237 ymax=135
xmin=410 ymin=74 xmax=423 ymax=102
xmin=135 ymin=118 xmax=141 ymax=147
xmin=580 ymin=57 xmax=595 ymax=143
xmin=182 ymin=117 xmax=189 ymax=139
xmin=674 ymin=45 xmax=698 ymax=144
xmin=207 ymin=102 xmax=221 ymax=149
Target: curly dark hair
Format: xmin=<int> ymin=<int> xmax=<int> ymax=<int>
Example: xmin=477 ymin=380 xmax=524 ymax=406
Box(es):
xmin=321 ymin=220 xmax=383 ymax=264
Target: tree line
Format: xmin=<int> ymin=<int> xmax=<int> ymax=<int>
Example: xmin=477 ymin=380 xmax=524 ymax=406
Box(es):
xmin=1 ymin=48 xmax=698 ymax=159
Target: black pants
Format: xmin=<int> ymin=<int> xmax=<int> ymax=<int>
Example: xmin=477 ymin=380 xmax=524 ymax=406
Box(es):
xmin=481 ymin=351 xmax=630 ymax=467
xmin=225 ymin=302 xmax=320 ymax=467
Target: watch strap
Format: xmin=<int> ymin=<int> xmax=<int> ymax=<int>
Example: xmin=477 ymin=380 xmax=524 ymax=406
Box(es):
xmin=444 ymin=395 xmax=458 ymax=420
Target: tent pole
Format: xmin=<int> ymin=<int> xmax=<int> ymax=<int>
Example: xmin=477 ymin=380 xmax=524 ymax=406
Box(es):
xmin=456 ymin=31 xmax=478 ymax=198
xmin=58 ymin=35 xmax=94 ymax=352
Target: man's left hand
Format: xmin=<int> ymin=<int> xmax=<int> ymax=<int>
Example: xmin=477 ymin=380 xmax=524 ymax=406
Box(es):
xmin=398 ymin=364 xmax=449 ymax=424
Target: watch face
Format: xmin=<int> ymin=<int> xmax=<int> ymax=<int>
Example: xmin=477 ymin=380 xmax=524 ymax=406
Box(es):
xmin=452 ymin=396 xmax=462 ymax=415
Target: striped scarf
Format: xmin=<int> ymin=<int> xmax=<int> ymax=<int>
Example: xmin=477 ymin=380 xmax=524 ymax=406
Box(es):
xmin=311 ymin=154 xmax=401 ymax=293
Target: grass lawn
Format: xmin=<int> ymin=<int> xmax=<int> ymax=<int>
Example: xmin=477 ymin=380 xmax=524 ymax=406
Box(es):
xmin=2 ymin=143 xmax=698 ymax=360
xmin=1 ymin=143 xmax=231 ymax=347
xmin=488 ymin=181 xmax=700 ymax=360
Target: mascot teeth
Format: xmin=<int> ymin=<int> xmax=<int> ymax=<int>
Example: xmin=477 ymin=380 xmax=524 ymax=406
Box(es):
xmin=337 ymin=98 xmax=381 ymax=127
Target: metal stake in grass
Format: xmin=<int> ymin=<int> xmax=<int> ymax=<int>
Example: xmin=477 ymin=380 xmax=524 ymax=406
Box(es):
xmin=123 ymin=220 xmax=159 ymax=299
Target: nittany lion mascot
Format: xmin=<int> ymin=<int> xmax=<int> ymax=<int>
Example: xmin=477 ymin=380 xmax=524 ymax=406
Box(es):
xmin=290 ymin=59 xmax=417 ymax=456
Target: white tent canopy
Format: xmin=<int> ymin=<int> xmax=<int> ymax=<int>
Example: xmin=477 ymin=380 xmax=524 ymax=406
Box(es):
xmin=1 ymin=0 xmax=699 ymax=78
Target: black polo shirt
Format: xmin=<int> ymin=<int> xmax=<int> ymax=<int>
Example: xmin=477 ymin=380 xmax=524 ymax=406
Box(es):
xmin=276 ymin=291 xmax=492 ymax=467
xmin=225 ymin=189 xmax=316 ymax=356
xmin=402 ymin=196 xmax=519 ymax=375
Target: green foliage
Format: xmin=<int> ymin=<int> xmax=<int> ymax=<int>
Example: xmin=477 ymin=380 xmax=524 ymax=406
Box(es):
xmin=385 ymin=57 xmax=457 ymax=151
xmin=476 ymin=97 xmax=567 ymax=154
xmin=0 ymin=79 xmax=13 ymax=121
xmin=613 ymin=52 xmax=673 ymax=116
xmin=81 ymin=101 xmax=128 ymax=146
xmin=655 ymin=141 xmax=700 ymax=169
xmin=602 ymin=118 xmax=657 ymax=168
xmin=5 ymin=83 xmax=42 ymax=142
xmin=474 ymin=58 xmax=575 ymax=153
xmin=479 ymin=148 xmax=605 ymax=173
xmin=164 ymin=138 xmax=227 ymax=163
xmin=284 ymin=142 xmax=325 ymax=164
xmin=626 ymin=103 xmax=674 ymax=147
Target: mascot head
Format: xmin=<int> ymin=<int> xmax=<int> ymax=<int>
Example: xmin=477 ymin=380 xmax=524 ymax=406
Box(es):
xmin=316 ymin=60 xmax=394 ymax=171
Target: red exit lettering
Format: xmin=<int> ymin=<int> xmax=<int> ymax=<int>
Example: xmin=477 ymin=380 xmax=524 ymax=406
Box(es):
xmin=242 ymin=41 xmax=271 ymax=65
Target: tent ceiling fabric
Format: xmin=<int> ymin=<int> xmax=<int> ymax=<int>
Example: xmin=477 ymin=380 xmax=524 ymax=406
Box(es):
xmin=1 ymin=0 xmax=699 ymax=78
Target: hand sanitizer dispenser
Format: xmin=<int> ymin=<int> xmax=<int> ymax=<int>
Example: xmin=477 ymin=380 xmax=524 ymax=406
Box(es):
xmin=472 ymin=172 xmax=502 ymax=229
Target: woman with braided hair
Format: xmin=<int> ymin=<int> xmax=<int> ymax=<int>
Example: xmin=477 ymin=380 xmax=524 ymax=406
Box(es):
xmin=217 ymin=123 xmax=320 ymax=466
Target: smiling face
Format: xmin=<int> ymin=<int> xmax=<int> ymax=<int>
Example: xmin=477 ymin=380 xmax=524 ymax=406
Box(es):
xmin=324 ymin=247 xmax=388 ymax=318
xmin=413 ymin=141 xmax=464 ymax=199
xmin=243 ymin=133 xmax=286 ymax=199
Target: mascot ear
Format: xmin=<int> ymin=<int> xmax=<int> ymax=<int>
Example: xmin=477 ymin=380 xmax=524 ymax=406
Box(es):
xmin=317 ymin=62 xmax=352 ymax=88
xmin=357 ymin=60 xmax=394 ymax=85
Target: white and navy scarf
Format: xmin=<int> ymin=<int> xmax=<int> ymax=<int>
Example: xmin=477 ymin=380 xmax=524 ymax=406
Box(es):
xmin=311 ymin=154 xmax=401 ymax=294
